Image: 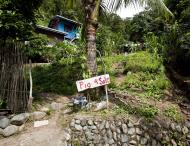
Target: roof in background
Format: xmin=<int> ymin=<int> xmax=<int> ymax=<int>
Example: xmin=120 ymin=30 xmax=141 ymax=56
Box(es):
xmin=52 ymin=15 xmax=82 ymax=25
xmin=36 ymin=25 xmax=69 ymax=35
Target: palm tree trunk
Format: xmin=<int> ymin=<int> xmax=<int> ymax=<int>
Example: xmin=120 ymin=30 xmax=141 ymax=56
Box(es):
xmin=85 ymin=0 xmax=100 ymax=76
xmin=85 ymin=0 xmax=100 ymax=99
xmin=86 ymin=22 xmax=97 ymax=76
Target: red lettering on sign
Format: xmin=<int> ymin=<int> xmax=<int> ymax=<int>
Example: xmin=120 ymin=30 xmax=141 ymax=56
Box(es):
xmin=79 ymin=81 xmax=84 ymax=89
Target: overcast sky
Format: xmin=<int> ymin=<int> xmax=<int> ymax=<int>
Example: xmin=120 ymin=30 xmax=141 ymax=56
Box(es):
xmin=116 ymin=5 xmax=144 ymax=18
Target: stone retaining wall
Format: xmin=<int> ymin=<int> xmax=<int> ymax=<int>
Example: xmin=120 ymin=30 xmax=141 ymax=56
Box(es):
xmin=66 ymin=117 xmax=190 ymax=146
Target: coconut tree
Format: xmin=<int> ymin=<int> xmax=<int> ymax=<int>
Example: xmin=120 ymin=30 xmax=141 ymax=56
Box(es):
xmin=66 ymin=0 xmax=173 ymax=77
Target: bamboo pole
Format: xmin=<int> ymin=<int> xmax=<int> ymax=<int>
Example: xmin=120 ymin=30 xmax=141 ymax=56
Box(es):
xmin=27 ymin=59 xmax=33 ymax=111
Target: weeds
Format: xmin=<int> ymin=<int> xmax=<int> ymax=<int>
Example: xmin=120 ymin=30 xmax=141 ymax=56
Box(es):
xmin=164 ymin=105 xmax=182 ymax=122
xmin=105 ymin=51 xmax=171 ymax=100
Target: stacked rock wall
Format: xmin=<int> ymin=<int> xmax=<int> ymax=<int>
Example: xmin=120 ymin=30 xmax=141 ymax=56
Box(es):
xmin=66 ymin=117 xmax=190 ymax=146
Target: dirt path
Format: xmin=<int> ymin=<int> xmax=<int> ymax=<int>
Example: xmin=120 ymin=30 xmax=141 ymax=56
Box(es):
xmin=0 ymin=94 xmax=72 ymax=146
xmin=0 ymin=111 xmax=67 ymax=146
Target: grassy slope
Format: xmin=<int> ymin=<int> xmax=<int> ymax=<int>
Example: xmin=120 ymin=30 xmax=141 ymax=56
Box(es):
xmin=100 ymin=51 xmax=183 ymax=121
xmin=32 ymin=51 xmax=183 ymax=121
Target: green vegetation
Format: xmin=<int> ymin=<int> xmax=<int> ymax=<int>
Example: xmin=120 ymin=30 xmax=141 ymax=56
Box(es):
xmin=112 ymin=103 xmax=158 ymax=119
xmin=32 ymin=59 xmax=84 ymax=95
xmin=0 ymin=99 xmax=6 ymax=109
xmin=124 ymin=51 xmax=161 ymax=73
xmin=0 ymin=0 xmax=42 ymax=40
xmin=104 ymin=51 xmax=171 ymax=100
xmin=164 ymin=105 xmax=182 ymax=122
xmin=0 ymin=0 xmax=189 ymax=125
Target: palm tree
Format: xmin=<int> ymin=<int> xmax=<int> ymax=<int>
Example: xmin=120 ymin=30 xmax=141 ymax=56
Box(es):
xmin=67 ymin=0 xmax=173 ymax=77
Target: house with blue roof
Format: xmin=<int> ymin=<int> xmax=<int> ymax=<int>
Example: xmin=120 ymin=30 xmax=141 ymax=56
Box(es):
xmin=36 ymin=15 xmax=81 ymax=42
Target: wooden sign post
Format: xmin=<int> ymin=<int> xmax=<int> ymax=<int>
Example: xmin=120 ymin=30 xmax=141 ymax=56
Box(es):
xmin=76 ymin=74 xmax=110 ymax=108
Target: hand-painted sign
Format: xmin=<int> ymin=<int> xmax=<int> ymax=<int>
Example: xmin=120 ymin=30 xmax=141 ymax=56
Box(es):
xmin=76 ymin=74 xmax=110 ymax=92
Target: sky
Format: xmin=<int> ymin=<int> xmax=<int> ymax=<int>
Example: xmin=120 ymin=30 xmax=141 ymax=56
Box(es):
xmin=116 ymin=5 xmax=145 ymax=18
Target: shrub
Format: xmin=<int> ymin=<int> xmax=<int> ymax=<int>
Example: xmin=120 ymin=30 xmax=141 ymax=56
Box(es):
xmin=124 ymin=51 xmax=161 ymax=73
xmin=119 ymin=71 xmax=171 ymax=99
xmin=98 ymin=55 xmax=127 ymax=75
xmin=137 ymin=105 xmax=158 ymax=119
xmin=32 ymin=57 xmax=84 ymax=95
xmin=164 ymin=105 xmax=182 ymax=122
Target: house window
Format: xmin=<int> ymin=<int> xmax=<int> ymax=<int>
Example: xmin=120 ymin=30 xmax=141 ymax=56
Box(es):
xmin=64 ymin=23 xmax=73 ymax=32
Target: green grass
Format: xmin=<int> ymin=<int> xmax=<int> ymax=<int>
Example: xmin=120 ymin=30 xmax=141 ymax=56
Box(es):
xmin=112 ymin=103 xmax=158 ymax=119
xmin=32 ymin=60 xmax=83 ymax=95
xmin=124 ymin=51 xmax=161 ymax=73
xmin=119 ymin=71 xmax=171 ymax=99
xmin=104 ymin=51 xmax=171 ymax=100
xmin=32 ymin=51 xmax=171 ymax=101
xmin=164 ymin=105 xmax=182 ymax=122
xmin=98 ymin=55 xmax=127 ymax=75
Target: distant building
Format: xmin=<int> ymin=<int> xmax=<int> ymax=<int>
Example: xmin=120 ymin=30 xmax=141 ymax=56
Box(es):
xmin=35 ymin=15 xmax=82 ymax=42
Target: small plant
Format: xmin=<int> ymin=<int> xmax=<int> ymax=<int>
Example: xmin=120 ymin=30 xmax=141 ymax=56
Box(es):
xmin=164 ymin=105 xmax=182 ymax=122
xmin=137 ymin=105 xmax=158 ymax=119
xmin=113 ymin=106 xmax=129 ymax=114
xmin=124 ymin=51 xmax=161 ymax=73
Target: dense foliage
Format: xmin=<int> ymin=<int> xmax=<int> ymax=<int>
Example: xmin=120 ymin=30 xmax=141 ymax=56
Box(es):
xmin=0 ymin=0 xmax=42 ymax=40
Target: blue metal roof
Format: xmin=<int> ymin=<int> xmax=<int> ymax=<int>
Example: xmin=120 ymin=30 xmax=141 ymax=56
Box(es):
xmin=52 ymin=15 xmax=82 ymax=25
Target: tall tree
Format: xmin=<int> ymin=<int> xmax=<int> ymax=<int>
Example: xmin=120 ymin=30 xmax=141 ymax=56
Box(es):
xmin=67 ymin=0 xmax=173 ymax=77
xmin=0 ymin=0 xmax=43 ymax=40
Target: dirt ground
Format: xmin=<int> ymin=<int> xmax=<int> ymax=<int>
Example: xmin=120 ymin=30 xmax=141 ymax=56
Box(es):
xmin=0 ymin=94 xmax=72 ymax=146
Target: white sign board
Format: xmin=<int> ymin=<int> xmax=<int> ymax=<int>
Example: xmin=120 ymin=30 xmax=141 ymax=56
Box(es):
xmin=34 ymin=120 xmax=49 ymax=128
xmin=76 ymin=74 xmax=110 ymax=92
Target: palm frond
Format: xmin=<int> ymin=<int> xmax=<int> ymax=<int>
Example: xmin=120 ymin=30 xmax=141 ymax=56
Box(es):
xmin=106 ymin=0 xmax=173 ymax=18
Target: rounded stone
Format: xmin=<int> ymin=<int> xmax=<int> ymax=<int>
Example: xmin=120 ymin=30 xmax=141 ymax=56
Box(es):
xmin=85 ymin=132 xmax=94 ymax=140
xmin=75 ymin=119 xmax=81 ymax=124
xmin=81 ymin=120 xmax=86 ymax=126
xmin=74 ymin=124 xmax=82 ymax=131
xmin=151 ymin=139 xmax=157 ymax=146
xmin=171 ymin=123 xmax=175 ymax=131
xmin=140 ymin=137 xmax=148 ymax=145
xmin=0 ymin=128 xmax=3 ymax=135
xmin=121 ymin=134 xmax=128 ymax=143
xmin=182 ymin=126 xmax=188 ymax=134
xmin=90 ymin=125 xmax=97 ymax=130
xmin=128 ymin=121 xmax=134 ymax=128
xmin=107 ymin=130 xmax=113 ymax=138
xmin=176 ymin=125 xmax=181 ymax=132
xmin=116 ymin=128 xmax=121 ymax=134
xmin=88 ymin=120 xmax=94 ymax=126
xmin=122 ymin=124 xmax=128 ymax=134
xmin=171 ymin=139 xmax=177 ymax=146
xmin=10 ymin=113 xmax=30 ymax=126
xmin=129 ymin=140 xmax=137 ymax=145
xmin=113 ymin=132 xmax=117 ymax=140
xmin=98 ymin=121 xmax=105 ymax=130
xmin=105 ymin=121 xmax=110 ymax=129
xmin=110 ymin=123 xmax=116 ymax=132
xmin=0 ymin=117 xmax=10 ymax=129
xmin=136 ymin=128 xmax=142 ymax=135
xmin=156 ymin=133 xmax=162 ymax=141
xmin=128 ymin=128 xmax=135 ymax=135
xmin=3 ymin=125 xmax=18 ymax=137
xmin=92 ymin=129 xmax=99 ymax=134
xmin=70 ymin=122 xmax=75 ymax=127
xmin=108 ymin=138 xmax=115 ymax=144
